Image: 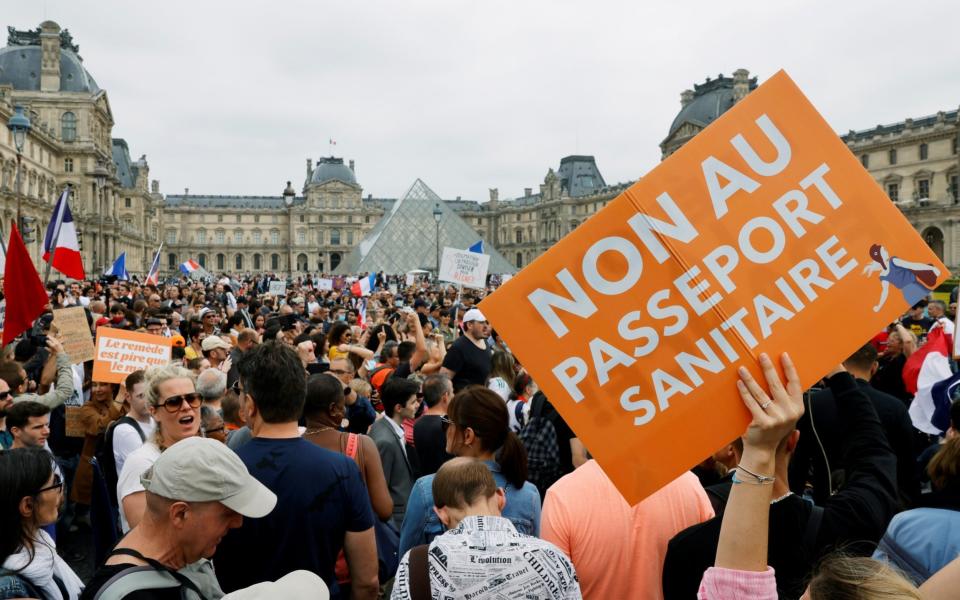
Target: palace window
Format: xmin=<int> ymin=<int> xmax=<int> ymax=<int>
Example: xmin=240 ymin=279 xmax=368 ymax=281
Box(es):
xmin=197 ymin=229 xmax=206 ymax=244
xmin=61 ymin=112 xmax=76 ymax=142
xmin=218 ymin=215 xmax=223 ymax=223
xmin=236 ymin=214 xmax=241 ymax=223
xmin=919 ymin=143 xmax=929 ymax=161
xmin=297 ymin=230 xmax=306 ymax=244
xmin=886 ymin=183 xmax=899 ymax=201
xmin=331 ymin=229 xmax=341 ymax=245
xmin=64 ymin=158 xmax=73 ymax=173
xmin=347 ymin=230 xmax=354 ymax=245
xmin=234 ymin=230 xmax=243 ymax=245
xmin=888 ymin=148 xmax=897 ymax=165
xmin=235 ymin=255 xmax=243 ymax=270
xmin=271 ymin=254 xmax=279 ymax=270
xmin=860 ymin=154 xmax=869 ymax=168
xmin=217 ymin=254 xmax=225 ymax=270
xmin=124 ymin=197 xmax=131 ymax=208
xmin=270 ymin=230 xmax=280 ymax=245
xmin=166 ymin=229 xmax=177 ymax=244
xmin=216 ymin=230 xmax=225 ymax=244
xmin=252 ymin=230 xmax=262 ymax=244
xmin=254 ymin=215 xmax=260 ymax=223
xmin=917 ymin=179 xmax=930 ymax=199
xmin=950 ymin=175 xmax=958 ymax=203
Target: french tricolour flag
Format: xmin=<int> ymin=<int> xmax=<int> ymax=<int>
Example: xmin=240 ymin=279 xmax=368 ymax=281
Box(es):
xmin=179 ymin=259 xmax=201 ymax=275
xmin=145 ymin=243 xmax=163 ymax=285
xmin=351 ymin=274 xmax=376 ymax=297
xmin=904 ymin=326 xmax=955 ymax=435
xmin=43 ymin=188 xmax=85 ymax=280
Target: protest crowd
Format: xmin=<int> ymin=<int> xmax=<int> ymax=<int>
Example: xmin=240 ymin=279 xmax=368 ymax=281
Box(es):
xmin=2 ymin=262 xmax=960 ymax=600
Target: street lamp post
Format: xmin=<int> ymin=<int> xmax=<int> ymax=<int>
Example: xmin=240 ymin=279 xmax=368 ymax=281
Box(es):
xmin=283 ymin=181 xmax=296 ymax=277
xmin=7 ymin=105 xmax=32 ymax=234
xmin=92 ymin=161 xmax=109 ymax=272
xmin=432 ymin=203 xmax=442 ymax=276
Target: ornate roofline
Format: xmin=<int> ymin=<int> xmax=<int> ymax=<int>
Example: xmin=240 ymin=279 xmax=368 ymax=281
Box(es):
xmin=7 ymin=25 xmax=80 ymax=55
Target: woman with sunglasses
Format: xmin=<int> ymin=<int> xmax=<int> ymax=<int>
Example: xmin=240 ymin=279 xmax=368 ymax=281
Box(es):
xmin=1 ymin=447 xmax=84 ymax=599
xmin=71 ymin=381 xmax=124 ymax=509
xmin=327 ymin=322 xmax=353 ymax=362
xmin=116 ymin=365 xmax=201 ymax=532
xmin=397 ymin=386 xmax=541 ymax=559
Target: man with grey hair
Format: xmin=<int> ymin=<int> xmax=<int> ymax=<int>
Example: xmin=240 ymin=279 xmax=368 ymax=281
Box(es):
xmin=197 ymin=368 xmax=228 ymax=414
xmin=83 ymin=437 xmax=279 ymax=599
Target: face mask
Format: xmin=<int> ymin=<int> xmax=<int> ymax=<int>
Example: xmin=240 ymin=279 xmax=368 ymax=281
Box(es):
xmin=337 ymin=314 xmax=346 ymax=321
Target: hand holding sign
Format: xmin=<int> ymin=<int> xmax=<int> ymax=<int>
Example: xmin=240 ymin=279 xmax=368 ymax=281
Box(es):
xmin=480 ymin=70 xmax=948 ymax=503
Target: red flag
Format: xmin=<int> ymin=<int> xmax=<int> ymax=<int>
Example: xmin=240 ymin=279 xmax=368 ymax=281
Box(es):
xmin=3 ymin=221 xmax=49 ymax=347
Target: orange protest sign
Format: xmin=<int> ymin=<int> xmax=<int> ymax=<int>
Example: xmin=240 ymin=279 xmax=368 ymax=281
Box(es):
xmin=92 ymin=327 xmax=173 ymax=384
xmin=480 ymin=70 xmax=948 ymax=505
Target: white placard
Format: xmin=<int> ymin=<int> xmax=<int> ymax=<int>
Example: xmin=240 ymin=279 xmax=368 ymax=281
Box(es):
xmin=268 ymin=281 xmax=286 ymax=296
xmin=405 ymin=273 xmax=415 ymax=286
xmin=388 ymin=284 xmax=398 ymax=295
xmin=316 ymin=278 xmax=334 ymax=291
xmin=438 ymin=247 xmax=490 ymax=290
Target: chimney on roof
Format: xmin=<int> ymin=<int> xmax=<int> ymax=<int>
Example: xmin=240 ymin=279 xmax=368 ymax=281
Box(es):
xmin=732 ymin=68 xmax=751 ymax=102
xmin=524 ymin=188 xmax=532 ymax=197
xmin=151 ymin=180 xmax=159 ymax=193
xmin=306 ymin=158 xmax=313 ymax=179
xmin=349 ymin=159 xmax=355 ymax=172
xmin=680 ymin=89 xmax=694 ymax=108
xmin=456 ymin=196 xmax=461 ymax=201
xmin=39 ymin=21 xmax=61 ymax=93
xmin=489 ymin=188 xmax=498 ymax=206
xmin=185 ymin=187 xmax=189 ymax=196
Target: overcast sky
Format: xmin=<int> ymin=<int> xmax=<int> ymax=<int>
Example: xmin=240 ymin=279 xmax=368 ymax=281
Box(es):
xmin=6 ymin=1 xmax=960 ymax=202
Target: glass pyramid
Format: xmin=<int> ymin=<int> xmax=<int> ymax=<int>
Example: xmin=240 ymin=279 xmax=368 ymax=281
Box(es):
xmin=335 ymin=179 xmax=516 ymax=275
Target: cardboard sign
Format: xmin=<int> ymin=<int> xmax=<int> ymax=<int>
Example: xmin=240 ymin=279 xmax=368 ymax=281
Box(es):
xmin=405 ymin=273 xmax=416 ymax=287
xmin=268 ymin=281 xmax=287 ymax=296
xmin=317 ymin=278 xmax=334 ymax=291
xmin=389 ymin=284 xmax=398 ymax=295
xmin=479 ymin=71 xmax=949 ymax=505
xmin=439 ymin=247 xmax=490 ymax=289
xmin=53 ymin=307 xmax=95 ymax=364
xmin=93 ymin=328 xmax=173 ymax=384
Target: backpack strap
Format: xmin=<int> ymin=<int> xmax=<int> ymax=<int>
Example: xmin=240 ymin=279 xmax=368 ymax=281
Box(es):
xmin=803 ymin=504 xmax=825 ymax=552
xmin=104 ymin=548 xmax=208 ymax=600
xmin=344 ymin=432 xmax=367 ymax=481
xmin=408 ymin=544 xmax=432 ymax=600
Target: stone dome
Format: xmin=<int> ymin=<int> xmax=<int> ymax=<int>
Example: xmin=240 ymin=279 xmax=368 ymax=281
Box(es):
xmin=310 ymin=157 xmax=357 ymax=186
xmin=0 ymin=44 xmax=100 ymax=94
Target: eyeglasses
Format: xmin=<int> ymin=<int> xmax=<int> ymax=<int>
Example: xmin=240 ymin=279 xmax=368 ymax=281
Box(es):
xmin=36 ymin=474 xmax=63 ymax=495
xmin=231 ymin=380 xmax=243 ymax=396
xmin=0 ymin=390 xmax=9 ymax=401
xmin=330 ymin=369 xmax=353 ymax=376
xmin=158 ymin=392 xmax=202 ymax=413
xmin=205 ymin=426 xmax=225 ymax=435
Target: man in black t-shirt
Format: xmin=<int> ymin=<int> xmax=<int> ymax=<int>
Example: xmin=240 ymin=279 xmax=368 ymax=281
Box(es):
xmin=414 ymin=374 xmax=454 ymax=475
xmin=440 ymin=309 xmax=493 ymax=391
xmin=900 ymin=300 xmax=934 ymax=341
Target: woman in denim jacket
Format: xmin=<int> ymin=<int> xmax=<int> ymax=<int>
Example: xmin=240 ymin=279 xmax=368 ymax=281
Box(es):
xmin=398 ymin=386 xmax=541 ymax=559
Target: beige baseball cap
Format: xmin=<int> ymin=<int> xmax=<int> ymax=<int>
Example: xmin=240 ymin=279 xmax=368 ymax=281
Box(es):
xmin=222 ymin=570 xmax=328 ymax=600
xmin=140 ymin=437 xmax=276 ymax=518
xmin=201 ymin=336 xmax=232 ymax=352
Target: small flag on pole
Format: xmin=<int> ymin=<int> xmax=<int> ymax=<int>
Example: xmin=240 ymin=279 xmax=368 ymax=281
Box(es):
xmin=468 ymin=240 xmax=485 ymax=254
xmin=350 ymin=274 xmax=376 ymax=297
xmin=179 ymin=259 xmax=201 ymax=275
xmin=104 ymin=252 xmax=129 ymax=281
xmin=42 ymin=188 xmax=85 ymax=280
xmin=144 ymin=243 xmax=163 ymax=285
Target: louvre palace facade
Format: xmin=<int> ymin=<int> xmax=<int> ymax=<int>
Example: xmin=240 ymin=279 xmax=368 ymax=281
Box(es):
xmin=2 ymin=20 xmax=957 ymax=278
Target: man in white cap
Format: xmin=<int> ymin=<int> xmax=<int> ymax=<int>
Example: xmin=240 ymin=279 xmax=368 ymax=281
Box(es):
xmin=201 ymin=336 xmax=232 ymax=371
xmin=81 ymin=437 xmax=277 ymax=599
xmin=440 ymin=308 xmax=493 ymax=392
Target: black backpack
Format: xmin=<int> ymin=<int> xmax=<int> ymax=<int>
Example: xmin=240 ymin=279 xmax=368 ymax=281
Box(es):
xmin=97 ymin=416 xmax=146 ymax=507
xmin=517 ymin=392 xmax=563 ymax=499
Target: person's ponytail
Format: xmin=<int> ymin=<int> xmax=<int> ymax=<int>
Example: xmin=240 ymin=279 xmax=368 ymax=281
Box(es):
xmin=496 ymin=430 xmax=529 ymax=489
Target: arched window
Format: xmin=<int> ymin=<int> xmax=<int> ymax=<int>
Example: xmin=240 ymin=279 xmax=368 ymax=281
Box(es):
xmin=235 ymin=254 xmax=243 ymax=270
xmin=923 ymin=227 xmax=945 ymax=261
xmin=253 ymin=254 xmax=261 ymax=270
xmin=271 ymin=253 xmax=280 ymax=270
xmin=330 ymin=252 xmax=342 ymax=271
xmin=167 ymin=253 xmax=177 ymax=270
xmin=217 ymin=253 xmax=225 ymax=270
xmin=330 ymin=229 xmax=341 ymax=245
xmin=516 ymin=252 xmax=523 ymax=268
xmin=61 ymin=112 xmax=77 ymax=142
xmin=297 ymin=253 xmax=308 ymax=271
xmin=198 ymin=253 xmax=207 ymax=268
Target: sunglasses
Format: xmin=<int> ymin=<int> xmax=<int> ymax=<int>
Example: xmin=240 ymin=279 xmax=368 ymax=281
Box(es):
xmin=330 ymin=369 xmax=354 ymax=376
xmin=0 ymin=390 xmax=10 ymax=401
xmin=205 ymin=426 xmax=225 ymax=435
xmin=36 ymin=473 xmax=63 ymax=495
xmin=158 ymin=392 xmax=203 ymax=413
xmin=231 ymin=380 xmax=242 ymax=396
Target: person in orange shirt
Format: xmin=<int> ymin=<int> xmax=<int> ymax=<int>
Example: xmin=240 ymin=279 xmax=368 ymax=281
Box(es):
xmin=541 ymin=458 xmax=714 ymax=600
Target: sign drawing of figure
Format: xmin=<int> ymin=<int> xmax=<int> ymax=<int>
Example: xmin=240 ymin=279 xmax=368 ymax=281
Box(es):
xmin=862 ymin=243 xmax=940 ymax=312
